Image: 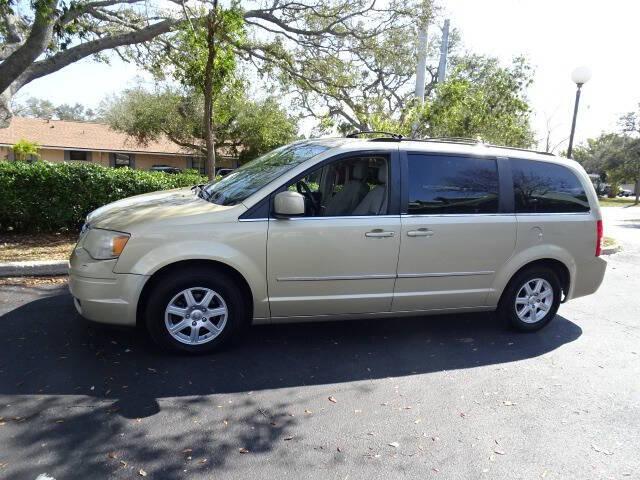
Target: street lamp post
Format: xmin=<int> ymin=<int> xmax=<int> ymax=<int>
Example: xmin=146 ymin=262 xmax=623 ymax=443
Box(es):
xmin=567 ymin=66 xmax=592 ymax=159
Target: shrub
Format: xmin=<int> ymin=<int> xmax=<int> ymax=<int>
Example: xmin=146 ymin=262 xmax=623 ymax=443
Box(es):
xmin=0 ymin=161 xmax=208 ymax=233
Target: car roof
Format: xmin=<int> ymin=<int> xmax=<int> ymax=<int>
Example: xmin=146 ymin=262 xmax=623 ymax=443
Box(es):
xmin=299 ymin=136 xmax=578 ymax=168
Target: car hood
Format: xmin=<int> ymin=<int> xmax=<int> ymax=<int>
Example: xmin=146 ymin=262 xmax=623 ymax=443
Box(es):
xmin=86 ymin=187 xmax=230 ymax=231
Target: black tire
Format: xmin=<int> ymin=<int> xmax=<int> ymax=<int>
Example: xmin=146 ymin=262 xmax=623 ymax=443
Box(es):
xmin=498 ymin=266 xmax=561 ymax=332
xmin=144 ymin=267 xmax=249 ymax=354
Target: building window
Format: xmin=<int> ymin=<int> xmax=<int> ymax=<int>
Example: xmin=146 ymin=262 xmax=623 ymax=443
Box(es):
xmin=189 ymin=156 xmax=207 ymax=175
xmin=68 ymin=150 xmax=89 ymax=161
xmin=114 ymin=153 xmax=132 ymax=168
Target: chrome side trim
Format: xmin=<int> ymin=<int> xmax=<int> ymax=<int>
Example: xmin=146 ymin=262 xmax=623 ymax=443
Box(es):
xmin=401 ymin=213 xmax=514 ymax=218
xmin=515 ymin=211 xmax=591 ymax=216
xmin=397 ymin=271 xmax=494 ymax=279
xmin=277 ymin=271 xmax=494 ymax=282
xmin=401 ymin=211 xmax=591 ymax=218
xmin=274 ymin=215 xmax=400 ymax=221
xmin=276 ymin=273 xmax=396 ymax=282
xmin=238 ymin=218 xmax=268 ymax=222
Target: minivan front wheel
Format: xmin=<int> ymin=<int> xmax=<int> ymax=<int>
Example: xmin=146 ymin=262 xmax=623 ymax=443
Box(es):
xmin=499 ymin=267 xmax=561 ymax=332
xmin=145 ymin=268 xmax=248 ymax=353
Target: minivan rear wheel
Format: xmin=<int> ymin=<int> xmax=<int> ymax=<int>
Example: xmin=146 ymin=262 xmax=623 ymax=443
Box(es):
xmin=499 ymin=267 xmax=561 ymax=332
xmin=144 ymin=267 xmax=249 ymax=354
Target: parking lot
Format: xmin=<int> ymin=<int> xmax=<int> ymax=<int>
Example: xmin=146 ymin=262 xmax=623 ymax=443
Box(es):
xmin=0 ymin=207 xmax=638 ymax=479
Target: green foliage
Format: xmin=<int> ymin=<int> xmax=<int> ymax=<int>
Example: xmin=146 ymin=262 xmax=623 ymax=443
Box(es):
xmin=171 ymin=6 xmax=245 ymax=97
xmin=573 ymin=132 xmax=640 ymax=201
xmin=367 ymin=55 xmax=535 ymax=148
xmin=11 ymin=138 xmax=40 ymax=161
xmin=104 ymin=84 xmax=299 ymax=162
xmin=0 ymin=161 xmax=207 ymax=233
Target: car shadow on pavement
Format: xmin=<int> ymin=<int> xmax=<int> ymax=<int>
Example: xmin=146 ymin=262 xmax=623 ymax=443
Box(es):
xmin=0 ymin=289 xmax=583 ymax=480
xmin=0 ymin=289 xmax=583 ymax=418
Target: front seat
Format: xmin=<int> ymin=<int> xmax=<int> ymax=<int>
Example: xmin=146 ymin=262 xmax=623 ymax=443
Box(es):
xmin=324 ymin=163 xmax=370 ymax=216
xmin=353 ymin=162 xmax=388 ymax=215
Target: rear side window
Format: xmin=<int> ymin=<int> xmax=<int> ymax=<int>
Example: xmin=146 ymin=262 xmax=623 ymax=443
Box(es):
xmin=511 ymin=159 xmax=589 ymax=213
xmin=406 ymin=154 xmax=499 ymax=214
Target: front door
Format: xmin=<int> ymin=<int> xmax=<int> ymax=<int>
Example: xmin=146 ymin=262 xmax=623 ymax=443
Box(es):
xmin=267 ymin=152 xmax=401 ymax=318
xmin=393 ymin=152 xmax=517 ymax=312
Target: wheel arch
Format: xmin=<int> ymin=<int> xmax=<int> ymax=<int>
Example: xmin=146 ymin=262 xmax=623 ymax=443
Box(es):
xmin=498 ymin=258 xmax=571 ymax=307
xmin=136 ymin=259 xmax=254 ymax=327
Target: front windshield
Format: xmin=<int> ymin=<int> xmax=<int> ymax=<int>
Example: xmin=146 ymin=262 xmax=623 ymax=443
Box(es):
xmin=200 ymin=141 xmax=331 ymax=206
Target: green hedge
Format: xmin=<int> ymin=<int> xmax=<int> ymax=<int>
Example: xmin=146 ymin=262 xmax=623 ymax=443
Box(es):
xmin=0 ymin=161 xmax=208 ymax=233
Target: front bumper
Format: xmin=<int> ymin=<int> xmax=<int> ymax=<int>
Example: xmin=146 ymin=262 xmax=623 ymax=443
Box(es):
xmin=68 ymin=247 xmax=147 ymax=326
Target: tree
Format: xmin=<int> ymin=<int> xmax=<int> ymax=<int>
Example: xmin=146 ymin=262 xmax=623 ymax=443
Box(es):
xmin=573 ymin=132 xmax=640 ymax=202
xmin=11 ymin=138 xmax=40 ymax=161
xmin=1 ymin=0 xmax=421 ymax=128
xmin=618 ymin=105 xmax=640 ymax=203
xmin=16 ymin=97 xmax=98 ymax=121
xmin=358 ymin=54 xmax=535 ymax=147
xmin=412 ymin=56 xmax=534 ymax=147
xmin=103 ymin=84 xmax=299 ymax=163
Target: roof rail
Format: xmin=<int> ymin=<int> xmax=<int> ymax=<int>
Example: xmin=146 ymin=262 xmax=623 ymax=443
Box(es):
xmin=343 ymin=131 xmax=555 ymax=156
xmin=346 ymin=130 xmax=403 ymax=140
xmin=409 ymin=136 xmax=556 ymax=157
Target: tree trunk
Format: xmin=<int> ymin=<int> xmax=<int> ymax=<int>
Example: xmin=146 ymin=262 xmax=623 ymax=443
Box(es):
xmin=203 ymin=7 xmax=217 ymax=181
xmin=635 ymin=178 xmax=639 ymax=205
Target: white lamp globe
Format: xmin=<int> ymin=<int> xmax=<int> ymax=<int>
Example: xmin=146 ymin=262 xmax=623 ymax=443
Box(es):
xmin=571 ymin=66 xmax=592 ymax=85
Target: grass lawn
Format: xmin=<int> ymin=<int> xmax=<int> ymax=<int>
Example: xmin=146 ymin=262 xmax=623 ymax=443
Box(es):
xmin=598 ymin=197 xmax=639 ymax=207
xmin=0 ymin=233 xmax=77 ymax=262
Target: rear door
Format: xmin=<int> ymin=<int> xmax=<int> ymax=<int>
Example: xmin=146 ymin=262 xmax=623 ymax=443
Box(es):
xmin=392 ymin=151 xmax=517 ymax=312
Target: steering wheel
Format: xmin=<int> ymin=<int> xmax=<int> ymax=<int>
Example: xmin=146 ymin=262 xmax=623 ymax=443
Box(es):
xmin=296 ymin=180 xmax=320 ymax=214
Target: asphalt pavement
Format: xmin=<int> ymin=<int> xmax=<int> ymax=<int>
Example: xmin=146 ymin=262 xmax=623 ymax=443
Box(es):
xmin=0 ymin=206 xmax=638 ymax=479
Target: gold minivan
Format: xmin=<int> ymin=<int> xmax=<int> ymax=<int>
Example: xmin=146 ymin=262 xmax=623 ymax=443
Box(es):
xmin=69 ymin=136 xmax=607 ymax=353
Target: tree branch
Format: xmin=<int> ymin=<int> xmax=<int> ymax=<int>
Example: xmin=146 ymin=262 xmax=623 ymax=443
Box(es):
xmin=0 ymin=0 xmax=58 ymax=93
xmin=15 ymin=18 xmax=176 ymax=88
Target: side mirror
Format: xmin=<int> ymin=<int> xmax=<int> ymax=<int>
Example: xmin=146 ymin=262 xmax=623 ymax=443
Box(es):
xmin=274 ymin=191 xmax=305 ymax=217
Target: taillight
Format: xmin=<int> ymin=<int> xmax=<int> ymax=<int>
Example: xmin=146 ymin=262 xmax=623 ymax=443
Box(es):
xmin=595 ymin=219 xmax=603 ymax=257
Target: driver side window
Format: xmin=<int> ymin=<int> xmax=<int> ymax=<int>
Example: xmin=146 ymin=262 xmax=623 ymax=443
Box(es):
xmin=287 ymin=156 xmax=389 ymax=217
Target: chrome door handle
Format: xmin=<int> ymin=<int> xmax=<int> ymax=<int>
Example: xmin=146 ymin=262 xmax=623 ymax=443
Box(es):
xmin=365 ymin=229 xmax=395 ymax=238
xmin=407 ymin=228 xmax=433 ymax=237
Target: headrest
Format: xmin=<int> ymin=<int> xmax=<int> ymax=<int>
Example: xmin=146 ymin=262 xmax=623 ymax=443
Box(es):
xmin=351 ymin=163 xmax=367 ymax=180
xmin=377 ymin=162 xmax=387 ymax=183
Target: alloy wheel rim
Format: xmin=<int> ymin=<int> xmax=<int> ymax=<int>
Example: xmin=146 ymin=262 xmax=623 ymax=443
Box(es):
xmin=514 ymin=278 xmax=553 ymax=324
xmin=164 ymin=287 xmax=228 ymax=345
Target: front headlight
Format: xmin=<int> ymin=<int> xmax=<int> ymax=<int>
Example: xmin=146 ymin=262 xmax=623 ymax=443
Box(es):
xmin=84 ymin=228 xmax=130 ymax=260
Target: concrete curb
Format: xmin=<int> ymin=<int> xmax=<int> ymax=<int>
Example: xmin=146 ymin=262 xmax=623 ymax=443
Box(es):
xmin=601 ymin=242 xmax=622 ymax=255
xmin=0 ymin=260 xmax=68 ymax=277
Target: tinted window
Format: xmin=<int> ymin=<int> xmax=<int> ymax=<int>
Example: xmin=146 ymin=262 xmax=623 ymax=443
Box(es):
xmin=407 ymin=154 xmax=499 ymax=214
xmin=511 ymin=159 xmax=589 ymax=213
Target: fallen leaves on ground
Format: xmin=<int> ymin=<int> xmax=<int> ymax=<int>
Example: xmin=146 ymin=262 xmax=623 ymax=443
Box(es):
xmin=138 ymin=469 xmax=147 ymax=477
xmin=328 ymin=396 xmax=337 ymax=403
xmin=591 ymin=444 xmax=613 ymax=455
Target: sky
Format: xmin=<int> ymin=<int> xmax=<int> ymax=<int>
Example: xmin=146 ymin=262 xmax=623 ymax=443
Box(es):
xmin=17 ymin=0 xmax=640 ymax=151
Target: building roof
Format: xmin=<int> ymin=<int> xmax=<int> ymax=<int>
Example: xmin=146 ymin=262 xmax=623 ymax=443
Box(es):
xmin=0 ymin=117 xmax=190 ymax=156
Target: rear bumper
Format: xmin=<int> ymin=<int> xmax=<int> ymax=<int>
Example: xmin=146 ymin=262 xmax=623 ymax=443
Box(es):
xmin=567 ymin=257 xmax=607 ymax=301
xmin=68 ymin=248 xmax=147 ymax=326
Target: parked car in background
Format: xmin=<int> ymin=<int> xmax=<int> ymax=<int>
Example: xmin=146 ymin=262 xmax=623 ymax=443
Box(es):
xmin=69 ymin=136 xmax=607 ymax=354
xmin=618 ymin=188 xmax=632 ymax=197
xmin=216 ymin=168 xmax=235 ymax=177
xmin=150 ymin=165 xmax=182 ymax=174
